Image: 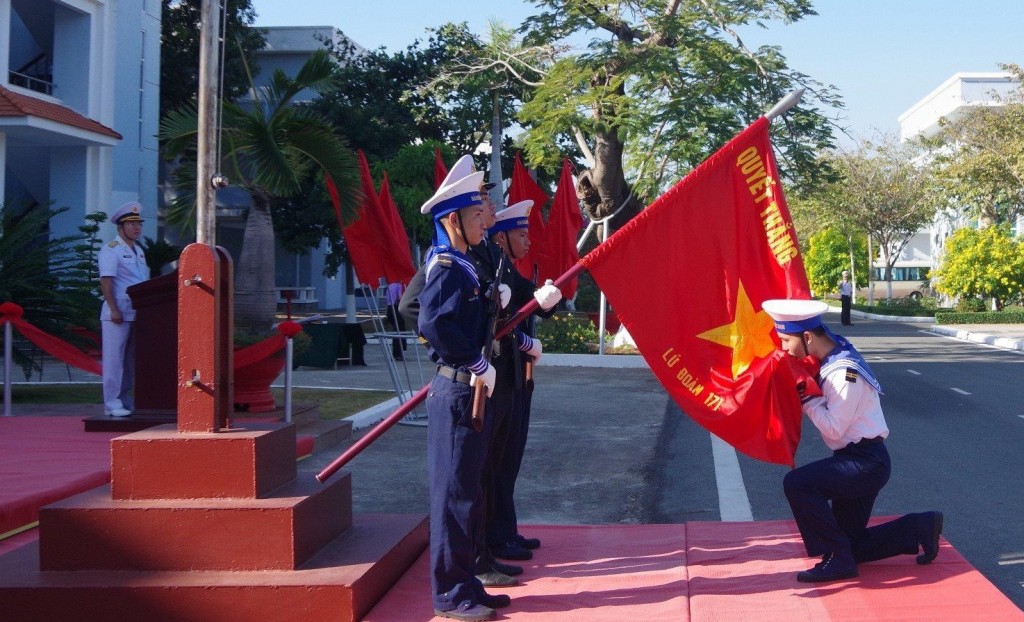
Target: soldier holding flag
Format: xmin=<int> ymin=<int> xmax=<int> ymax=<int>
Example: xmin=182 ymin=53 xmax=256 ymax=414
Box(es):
xmin=417 ymin=164 xmax=507 ymax=621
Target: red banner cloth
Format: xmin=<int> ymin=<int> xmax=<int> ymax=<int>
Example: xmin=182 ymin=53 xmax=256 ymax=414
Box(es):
xmin=377 ymin=171 xmax=415 ymax=285
xmin=433 ymin=147 xmax=448 ymax=190
xmin=0 ymin=302 xmax=101 ymax=375
xmin=538 ymin=159 xmax=583 ymax=298
xmin=580 ymin=117 xmax=811 ymax=466
xmin=234 ymin=321 xmax=302 ymax=369
xmin=508 ymin=153 xmax=550 ymax=279
xmin=340 ymin=151 xmax=391 ymax=286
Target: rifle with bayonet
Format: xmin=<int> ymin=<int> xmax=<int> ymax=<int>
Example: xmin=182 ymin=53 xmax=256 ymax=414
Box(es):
xmin=471 ymin=253 xmax=507 ymax=432
xmin=525 ymin=264 xmax=539 ymax=386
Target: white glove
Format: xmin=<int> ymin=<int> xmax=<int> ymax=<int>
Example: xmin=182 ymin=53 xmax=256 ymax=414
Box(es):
xmin=533 ymin=279 xmax=562 ymax=311
xmin=471 ymin=363 xmax=496 ymax=398
xmin=498 ymin=283 xmax=511 ymax=309
xmin=526 ymin=339 xmax=542 ymax=364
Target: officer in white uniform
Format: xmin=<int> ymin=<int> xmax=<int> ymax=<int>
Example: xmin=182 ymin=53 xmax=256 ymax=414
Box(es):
xmin=98 ymin=202 xmax=149 ymax=417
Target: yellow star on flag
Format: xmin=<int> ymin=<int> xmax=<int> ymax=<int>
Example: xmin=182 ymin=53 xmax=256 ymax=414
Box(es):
xmin=696 ymin=281 xmax=777 ymax=379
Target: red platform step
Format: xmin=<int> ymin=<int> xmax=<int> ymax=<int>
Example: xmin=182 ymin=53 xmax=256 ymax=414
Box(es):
xmin=0 ymin=513 xmax=428 ymax=622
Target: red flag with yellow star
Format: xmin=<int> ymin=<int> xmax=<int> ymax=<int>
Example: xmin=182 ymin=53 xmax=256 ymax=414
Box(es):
xmin=580 ymin=117 xmax=810 ymax=466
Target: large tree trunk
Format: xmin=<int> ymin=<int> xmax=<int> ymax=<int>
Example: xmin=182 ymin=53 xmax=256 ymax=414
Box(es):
xmin=576 ymin=129 xmax=643 ymax=234
xmin=235 ymin=188 xmax=277 ymax=334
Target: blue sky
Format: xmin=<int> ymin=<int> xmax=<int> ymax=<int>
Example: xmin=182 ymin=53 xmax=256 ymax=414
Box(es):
xmin=253 ymin=0 xmax=1022 ymax=144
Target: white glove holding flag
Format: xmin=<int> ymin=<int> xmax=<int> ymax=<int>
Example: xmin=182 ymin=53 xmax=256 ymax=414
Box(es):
xmin=526 ymin=339 xmax=542 ymax=364
xmin=498 ymin=283 xmax=511 ymax=309
xmin=471 ymin=364 xmax=497 ymax=398
xmin=533 ymin=279 xmax=562 ymax=311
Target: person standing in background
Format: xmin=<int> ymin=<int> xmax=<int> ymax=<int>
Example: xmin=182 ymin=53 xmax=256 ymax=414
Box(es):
xmin=98 ymin=202 xmax=149 ymax=417
xmin=838 ymin=270 xmax=854 ymax=326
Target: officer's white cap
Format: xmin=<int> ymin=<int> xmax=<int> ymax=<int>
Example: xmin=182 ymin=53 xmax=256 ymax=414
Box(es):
xmin=490 ymin=200 xmax=533 ymax=234
xmin=111 ymin=202 xmax=143 ymax=224
xmin=762 ymin=299 xmax=829 ymax=333
xmin=420 ymin=169 xmax=485 ymax=216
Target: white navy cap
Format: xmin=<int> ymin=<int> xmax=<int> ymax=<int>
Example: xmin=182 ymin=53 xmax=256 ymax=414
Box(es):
xmin=420 ymin=169 xmax=485 ymax=216
xmin=761 ymin=299 xmax=829 ymax=334
xmin=490 ymin=200 xmax=532 ymax=234
xmin=111 ymin=202 xmax=143 ymax=224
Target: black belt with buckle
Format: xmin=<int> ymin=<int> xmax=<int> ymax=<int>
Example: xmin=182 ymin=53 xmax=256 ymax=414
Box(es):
xmin=856 ymin=436 xmax=884 ymax=446
xmin=437 ymin=365 xmax=472 ymax=385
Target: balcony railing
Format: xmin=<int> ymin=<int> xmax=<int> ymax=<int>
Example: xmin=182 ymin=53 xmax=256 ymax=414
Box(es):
xmin=8 ymin=70 xmax=54 ymax=96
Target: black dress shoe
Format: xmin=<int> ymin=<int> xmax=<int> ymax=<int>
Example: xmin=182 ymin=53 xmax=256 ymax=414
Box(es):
xmin=515 ymin=534 xmax=541 ymax=550
xmin=917 ymin=511 xmax=943 ymax=565
xmin=434 ymin=602 xmax=496 ymax=621
xmin=476 ymin=570 xmax=518 ymax=587
xmin=490 ymin=559 xmax=523 ymax=576
xmin=475 ymin=591 xmax=511 ymax=609
xmin=796 ymin=552 xmax=858 ymax=583
xmin=492 ymin=541 xmax=532 ymax=561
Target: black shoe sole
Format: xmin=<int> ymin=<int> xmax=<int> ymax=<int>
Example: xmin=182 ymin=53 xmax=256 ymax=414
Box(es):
xmin=796 ymin=569 xmax=859 ymax=583
xmin=917 ymin=511 xmax=944 ymax=565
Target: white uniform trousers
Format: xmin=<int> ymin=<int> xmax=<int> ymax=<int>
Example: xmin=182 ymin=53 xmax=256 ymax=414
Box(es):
xmin=101 ymin=319 xmax=136 ymax=412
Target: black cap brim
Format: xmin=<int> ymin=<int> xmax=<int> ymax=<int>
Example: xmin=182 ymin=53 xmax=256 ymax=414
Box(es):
xmin=482 ymin=182 xmax=497 ymax=190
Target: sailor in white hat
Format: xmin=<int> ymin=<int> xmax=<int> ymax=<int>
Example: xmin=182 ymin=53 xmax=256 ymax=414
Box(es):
xmin=762 ymin=298 xmax=943 ymax=584
xmin=417 ymin=162 xmax=509 ymax=621
xmin=98 ymin=202 xmax=149 ymax=417
xmin=482 ymin=198 xmax=563 ymax=567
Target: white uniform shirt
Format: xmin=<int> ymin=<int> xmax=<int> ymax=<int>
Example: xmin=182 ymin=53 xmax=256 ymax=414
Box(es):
xmin=98 ymin=237 xmax=149 ymax=321
xmin=801 ymin=362 xmax=888 ymax=450
xmin=839 ymin=280 xmax=853 ymax=297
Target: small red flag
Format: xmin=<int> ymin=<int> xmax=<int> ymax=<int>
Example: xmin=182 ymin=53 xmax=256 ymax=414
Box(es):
xmin=538 ymin=159 xmax=583 ymax=298
xmin=378 ymin=170 xmax=415 ymax=285
xmin=508 ymin=153 xmax=550 ymax=279
xmin=341 ymin=151 xmax=391 ymax=285
xmin=433 ymin=147 xmax=448 ymax=190
xmin=580 ymin=117 xmax=810 ymax=466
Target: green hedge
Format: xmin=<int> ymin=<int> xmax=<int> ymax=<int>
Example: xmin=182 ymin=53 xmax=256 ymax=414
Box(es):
xmin=849 ymin=303 xmax=938 ymax=317
xmin=935 ymin=310 xmax=1024 ymax=325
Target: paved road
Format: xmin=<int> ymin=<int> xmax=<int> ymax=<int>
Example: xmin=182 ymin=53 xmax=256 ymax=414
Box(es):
xmin=302 ymin=313 xmax=1024 ymax=610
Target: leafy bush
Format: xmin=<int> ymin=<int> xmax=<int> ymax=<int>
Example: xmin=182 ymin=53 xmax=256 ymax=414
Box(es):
xmin=955 ymin=296 xmax=987 ymax=313
xmin=936 ymin=309 xmax=1024 ymax=324
xmin=849 ymin=299 xmax=938 ymax=317
xmin=535 ymin=312 xmax=598 ymax=353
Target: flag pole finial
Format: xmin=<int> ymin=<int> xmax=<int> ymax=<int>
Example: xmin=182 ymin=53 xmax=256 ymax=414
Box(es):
xmin=765 ymin=88 xmax=805 ymax=122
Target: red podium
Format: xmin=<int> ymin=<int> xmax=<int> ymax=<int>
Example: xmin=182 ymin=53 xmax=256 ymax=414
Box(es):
xmin=0 ymin=244 xmax=427 ymax=620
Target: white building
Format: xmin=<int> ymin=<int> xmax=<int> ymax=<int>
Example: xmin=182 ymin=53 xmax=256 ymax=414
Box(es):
xmin=888 ymin=72 xmax=1021 ymax=295
xmin=1 ymin=0 xmax=160 ymax=243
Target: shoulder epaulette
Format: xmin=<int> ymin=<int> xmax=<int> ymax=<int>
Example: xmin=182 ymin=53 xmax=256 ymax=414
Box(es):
xmin=106 ymin=240 xmax=119 ymax=247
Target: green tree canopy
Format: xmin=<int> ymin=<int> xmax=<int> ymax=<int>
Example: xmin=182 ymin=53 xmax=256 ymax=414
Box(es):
xmin=931 ymin=64 xmax=1024 ymax=227
xmin=934 ymin=225 xmax=1024 ymax=310
xmin=160 ymin=0 xmax=266 ymax=118
xmin=516 ymin=0 xmax=842 ymax=230
xmin=160 ymin=49 xmax=362 ymax=333
xmin=804 ymin=227 xmax=868 ymax=299
xmin=816 ymin=138 xmax=940 ymax=299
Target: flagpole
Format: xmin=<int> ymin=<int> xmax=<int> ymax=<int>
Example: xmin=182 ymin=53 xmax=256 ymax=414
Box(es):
xmin=764 ymin=88 xmax=805 ymax=122
xmin=315 ymin=263 xmax=586 ymax=483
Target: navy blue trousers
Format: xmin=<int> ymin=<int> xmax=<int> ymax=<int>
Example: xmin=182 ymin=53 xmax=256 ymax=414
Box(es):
xmin=784 ymin=442 xmax=923 ymax=562
xmin=488 ymin=378 xmax=532 ymax=547
xmin=427 ymin=374 xmax=489 ymax=610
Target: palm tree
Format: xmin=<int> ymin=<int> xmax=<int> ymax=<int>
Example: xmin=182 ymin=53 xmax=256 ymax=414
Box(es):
xmin=160 ymin=49 xmax=361 ymax=333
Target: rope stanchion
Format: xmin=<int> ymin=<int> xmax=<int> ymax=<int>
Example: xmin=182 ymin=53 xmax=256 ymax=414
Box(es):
xmin=0 ymin=303 xmax=101 ymax=376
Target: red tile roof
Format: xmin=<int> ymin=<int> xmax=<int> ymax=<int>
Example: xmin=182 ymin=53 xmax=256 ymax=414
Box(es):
xmin=0 ymin=85 xmax=121 ymax=140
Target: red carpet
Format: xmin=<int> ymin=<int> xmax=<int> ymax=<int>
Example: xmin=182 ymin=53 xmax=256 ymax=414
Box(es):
xmin=366 ymin=523 xmax=1022 ymax=621
xmin=0 ymin=417 xmax=117 ymax=539
xmin=0 ymin=416 xmax=315 ymax=540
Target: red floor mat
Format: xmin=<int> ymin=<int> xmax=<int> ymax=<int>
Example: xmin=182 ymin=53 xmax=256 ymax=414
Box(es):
xmin=365 ymin=524 xmax=690 ymax=621
xmin=0 ymin=417 xmax=117 ymax=538
xmin=366 ymin=522 xmax=1022 ymax=621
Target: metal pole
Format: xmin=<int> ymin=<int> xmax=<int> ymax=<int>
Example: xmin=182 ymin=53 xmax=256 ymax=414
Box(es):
xmin=3 ymin=321 xmax=11 ymax=417
xmin=598 ymin=223 xmax=609 ymax=355
xmin=195 ymin=0 xmax=220 ymax=245
xmin=284 ymin=336 xmax=293 ymax=423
